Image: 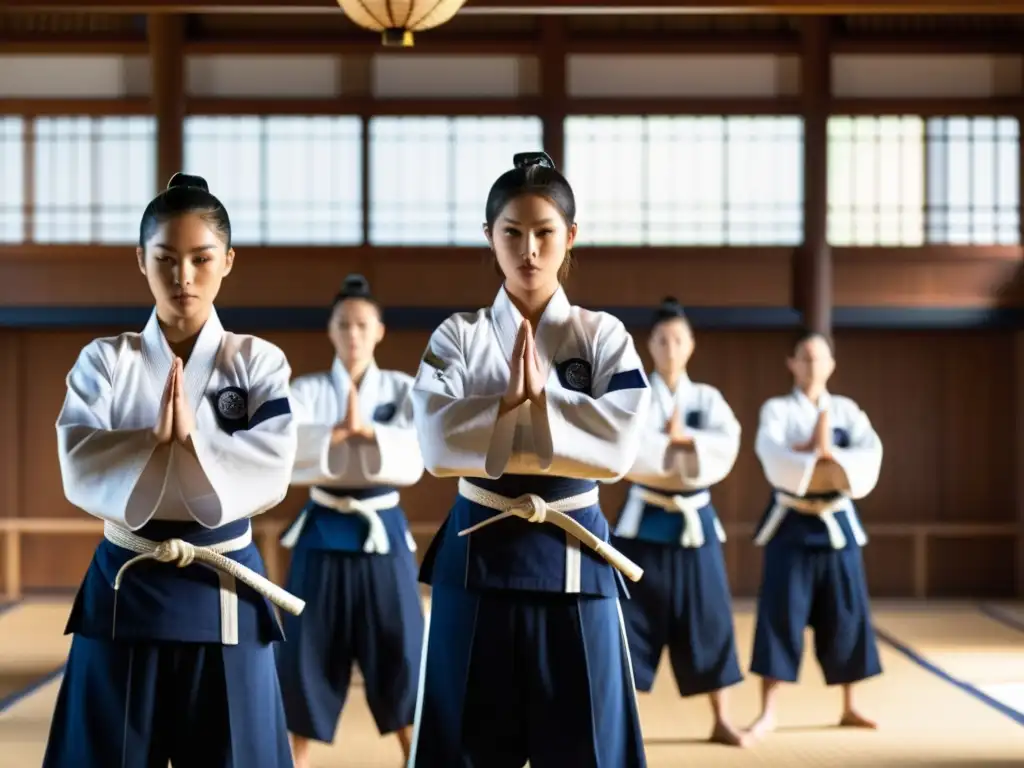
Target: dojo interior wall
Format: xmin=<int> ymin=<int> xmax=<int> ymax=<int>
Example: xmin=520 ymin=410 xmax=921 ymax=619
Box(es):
xmin=0 ymin=12 xmax=1023 ymax=600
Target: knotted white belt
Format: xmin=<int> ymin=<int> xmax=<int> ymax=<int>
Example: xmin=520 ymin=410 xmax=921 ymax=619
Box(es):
xmin=456 ymin=479 xmax=644 ymax=583
xmin=105 ymin=521 xmax=305 ymax=646
xmin=754 ymin=492 xmax=867 ymax=550
xmin=630 ymin=487 xmax=724 ymax=548
xmin=281 ymin=488 xmax=401 ymax=554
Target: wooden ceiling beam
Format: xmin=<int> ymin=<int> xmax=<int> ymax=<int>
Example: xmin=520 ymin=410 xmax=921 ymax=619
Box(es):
xmin=2 ymin=32 xmax=1019 ymax=56
xmin=2 ymin=1 xmax=1023 ymax=15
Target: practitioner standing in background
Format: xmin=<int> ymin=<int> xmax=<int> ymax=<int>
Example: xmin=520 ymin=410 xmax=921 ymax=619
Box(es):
xmin=45 ymin=173 xmax=301 ymax=768
xmin=407 ymin=151 xmax=651 ymax=768
xmin=276 ymin=274 xmax=425 ymax=768
xmin=747 ymin=330 xmax=883 ymax=739
xmin=612 ymin=297 xmax=747 ymax=747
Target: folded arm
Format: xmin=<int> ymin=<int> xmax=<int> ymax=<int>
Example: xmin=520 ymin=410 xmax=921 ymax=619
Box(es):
xmin=182 ymin=344 xmax=298 ymax=526
xmin=355 ymin=387 xmax=425 ymax=487
xmin=531 ymin=317 xmax=652 ymax=480
xmin=754 ymin=400 xmax=819 ymax=496
xmin=56 ymin=340 xmax=170 ymax=529
xmin=411 ymin=319 xmax=515 ymax=479
xmin=826 ymin=406 xmax=883 ymax=499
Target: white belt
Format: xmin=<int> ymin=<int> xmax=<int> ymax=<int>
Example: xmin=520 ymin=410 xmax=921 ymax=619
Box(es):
xmin=754 ymin=492 xmax=865 ymax=550
xmin=105 ymin=521 xmax=305 ymax=645
xmin=456 ymin=478 xmax=644 ymax=583
xmin=630 ymin=487 xmax=724 ymax=548
xmin=281 ymin=488 xmax=401 ymax=554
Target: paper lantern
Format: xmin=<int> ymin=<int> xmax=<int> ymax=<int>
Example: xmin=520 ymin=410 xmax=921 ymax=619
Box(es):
xmin=336 ymin=0 xmax=469 ymax=47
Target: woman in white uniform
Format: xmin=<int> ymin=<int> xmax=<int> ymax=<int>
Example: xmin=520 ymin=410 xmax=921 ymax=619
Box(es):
xmin=611 ymin=298 xmax=747 ymax=746
xmin=407 ymin=151 xmax=651 ymax=767
xmin=44 ymin=173 xmax=302 ymax=768
xmin=277 ymin=274 xmax=425 ymax=767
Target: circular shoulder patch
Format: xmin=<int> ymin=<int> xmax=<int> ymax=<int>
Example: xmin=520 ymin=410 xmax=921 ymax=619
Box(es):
xmin=216 ymin=388 xmax=247 ymax=421
xmin=564 ymin=360 xmax=592 ymax=391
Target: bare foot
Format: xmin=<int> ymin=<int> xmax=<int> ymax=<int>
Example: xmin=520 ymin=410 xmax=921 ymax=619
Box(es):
xmin=839 ymin=709 xmax=878 ymax=729
xmin=709 ymin=719 xmax=752 ymax=747
xmin=745 ymin=711 xmax=777 ymax=740
xmin=396 ymin=725 xmax=413 ymax=761
xmin=291 ymin=734 xmax=312 ymax=768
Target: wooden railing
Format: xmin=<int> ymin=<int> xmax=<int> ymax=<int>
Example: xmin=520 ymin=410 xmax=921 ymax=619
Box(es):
xmin=1 ymin=518 xmax=1019 ymax=602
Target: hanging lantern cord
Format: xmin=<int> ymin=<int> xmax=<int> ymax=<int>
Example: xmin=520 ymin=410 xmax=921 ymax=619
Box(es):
xmin=382 ymin=28 xmax=415 ymax=47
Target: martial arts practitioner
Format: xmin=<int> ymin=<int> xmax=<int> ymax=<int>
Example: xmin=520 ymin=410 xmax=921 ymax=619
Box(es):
xmin=44 ymin=173 xmax=303 ymax=768
xmin=276 ymin=274 xmax=425 ymax=767
xmin=407 ymin=151 xmax=651 ymax=768
xmin=747 ymin=330 xmax=883 ymax=738
xmin=611 ymin=298 xmax=747 ymax=746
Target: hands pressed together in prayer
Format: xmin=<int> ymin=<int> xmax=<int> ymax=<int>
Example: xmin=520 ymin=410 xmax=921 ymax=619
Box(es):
xmin=665 ymin=407 xmax=694 ymax=448
xmin=501 ymin=319 xmax=546 ymax=414
xmin=794 ymin=410 xmax=834 ymax=460
xmin=330 ymin=381 xmax=376 ymax=446
xmin=152 ymin=358 xmax=195 ymax=446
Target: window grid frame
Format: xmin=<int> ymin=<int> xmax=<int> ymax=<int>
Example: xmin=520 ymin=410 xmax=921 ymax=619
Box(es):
xmin=564 ymin=114 xmax=805 ymax=247
xmin=0 ymin=116 xmax=25 ymax=245
xmin=183 ymin=114 xmax=365 ymax=247
xmin=29 ymin=114 xmax=158 ymax=246
xmin=0 ymin=110 xmax=1020 ymax=249
xmin=924 ymin=115 xmax=1020 ymax=246
xmin=366 ymin=114 xmax=546 ymax=247
xmin=826 ymin=113 xmax=1021 ymax=247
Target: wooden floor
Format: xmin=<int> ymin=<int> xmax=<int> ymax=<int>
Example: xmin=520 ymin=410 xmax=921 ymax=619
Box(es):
xmin=2 ymin=598 xmax=1024 ymax=767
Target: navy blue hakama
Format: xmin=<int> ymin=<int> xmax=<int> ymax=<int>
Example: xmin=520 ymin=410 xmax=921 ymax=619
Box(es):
xmin=611 ymin=500 xmax=742 ymax=696
xmin=42 ymin=519 xmax=293 ymax=768
xmin=275 ymin=492 xmax=424 ymax=741
xmin=750 ymin=499 xmax=883 ymax=686
xmin=408 ymin=475 xmax=646 ymax=768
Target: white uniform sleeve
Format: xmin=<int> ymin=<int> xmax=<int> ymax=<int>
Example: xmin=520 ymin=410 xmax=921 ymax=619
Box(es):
xmin=288 ymin=376 xmax=354 ymax=485
xmin=356 ymin=381 xmax=425 ymax=487
xmin=56 ymin=340 xmax=170 ymax=529
xmin=830 ymin=404 xmax=883 ymax=499
xmin=682 ymin=389 xmax=742 ymax=488
xmin=531 ymin=316 xmax=651 ymax=480
xmin=183 ymin=341 xmax=298 ymax=526
xmin=410 ymin=318 xmax=514 ymax=478
xmin=628 ymin=388 xmax=740 ymax=488
xmin=754 ymin=398 xmax=818 ymax=496
xmin=629 ymin=428 xmax=674 ymax=479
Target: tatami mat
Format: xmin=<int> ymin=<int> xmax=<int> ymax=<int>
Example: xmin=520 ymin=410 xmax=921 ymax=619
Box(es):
xmin=2 ymin=600 xmax=1023 ymax=767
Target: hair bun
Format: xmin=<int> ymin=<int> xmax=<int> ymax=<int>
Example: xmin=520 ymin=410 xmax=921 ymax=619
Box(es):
xmin=167 ymin=173 xmax=209 ymax=192
xmin=341 ymin=273 xmax=372 ymax=297
xmin=512 ymin=151 xmax=555 ymax=171
xmin=652 ymin=297 xmax=687 ymax=328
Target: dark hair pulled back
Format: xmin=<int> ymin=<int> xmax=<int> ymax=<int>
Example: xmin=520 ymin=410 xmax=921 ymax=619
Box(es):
xmin=651 ymin=296 xmax=690 ymax=331
xmin=138 ymin=172 xmax=232 ymax=249
xmin=331 ymin=273 xmax=381 ymax=316
xmin=792 ymin=328 xmax=835 ymax=356
xmin=485 ymin=152 xmax=577 ymax=283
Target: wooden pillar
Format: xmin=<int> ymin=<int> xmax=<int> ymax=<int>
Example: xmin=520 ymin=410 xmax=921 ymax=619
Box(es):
xmin=148 ymin=14 xmax=186 ymax=192
xmin=1015 ymin=332 xmax=1024 ymax=597
xmin=1015 ymin=64 xmax=1024 ymax=598
xmin=797 ymin=16 xmax=832 ymax=337
xmin=539 ymin=17 xmax=566 ymax=169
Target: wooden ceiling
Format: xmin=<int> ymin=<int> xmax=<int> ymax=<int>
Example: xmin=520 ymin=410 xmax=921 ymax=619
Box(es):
xmin=3 ymin=0 xmax=1024 ymax=14
xmin=2 ymin=10 xmax=1022 ymax=53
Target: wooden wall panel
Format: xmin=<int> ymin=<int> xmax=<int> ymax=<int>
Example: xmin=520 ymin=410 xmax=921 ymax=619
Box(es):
xmin=4 ymin=325 xmax=1016 ymax=597
xmin=834 ymin=248 xmax=1024 ymax=307
xmin=3 ymin=246 xmax=1023 ymax=310
xmin=0 ymin=248 xmax=794 ymax=309
xmin=830 ymin=330 xmax=1016 ymax=527
xmin=928 ymin=535 xmax=1017 ymax=598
